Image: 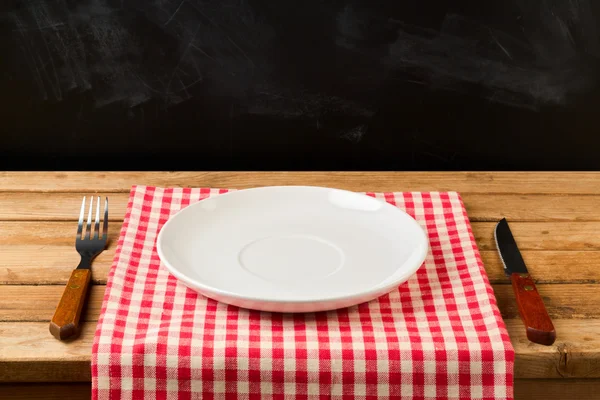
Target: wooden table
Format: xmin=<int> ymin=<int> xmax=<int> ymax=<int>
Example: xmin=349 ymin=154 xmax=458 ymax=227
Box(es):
xmin=1 ymin=172 xmax=599 ymax=399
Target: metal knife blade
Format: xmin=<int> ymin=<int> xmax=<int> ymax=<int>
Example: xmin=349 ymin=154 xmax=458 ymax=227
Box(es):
xmin=494 ymin=218 xmax=528 ymax=276
xmin=494 ymin=217 xmax=556 ymax=346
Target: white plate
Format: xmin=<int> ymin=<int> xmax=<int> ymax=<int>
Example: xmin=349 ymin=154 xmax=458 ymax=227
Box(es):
xmin=157 ymin=186 xmax=428 ymax=313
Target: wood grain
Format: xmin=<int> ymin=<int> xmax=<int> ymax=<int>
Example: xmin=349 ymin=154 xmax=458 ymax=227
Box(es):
xmin=3 ymin=246 xmax=599 ymax=285
xmin=2 ymin=172 xmax=600 ymax=194
xmin=509 ymin=319 xmax=600 ymax=379
xmin=1 ymin=380 xmax=599 ymax=400
xmin=1 ymin=283 xmax=599 ymax=322
xmin=2 ymin=380 xmax=600 ymax=400
xmin=463 ymin=194 xmax=600 ymax=222
xmin=481 ymin=251 xmax=600 ymax=284
xmin=2 ymin=319 xmax=599 ymax=381
xmin=0 ymin=285 xmax=105 ymax=322
xmin=0 ymin=323 xmax=93 ymax=382
xmin=3 ymin=192 xmax=600 ymax=222
xmin=514 ymin=379 xmax=600 ymax=400
xmin=0 ymin=245 xmax=112 ymax=284
xmin=493 ymin=284 xmax=600 ymax=319
xmin=0 ymin=383 xmax=91 ymax=400
xmin=472 ymin=222 xmax=600 ymax=251
xmin=0 ymin=221 xmax=121 ymax=246
xmin=0 ymin=193 xmax=127 ymax=221
xmin=4 ymin=220 xmax=600 ymax=251
xmin=2 ymin=221 xmax=600 ymax=285
xmin=2 ymin=228 xmax=600 ymax=285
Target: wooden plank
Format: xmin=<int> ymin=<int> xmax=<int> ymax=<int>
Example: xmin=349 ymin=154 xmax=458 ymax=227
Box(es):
xmin=480 ymin=251 xmax=600 ymax=284
xmin=1 ymin=380 xmax=600 ymax=400
xmin=1 ymin=283 xmax=598 ymax=322
xmin=2 ymin=319 xmax=599 ymax=381
xmin=472 ymin=222 xmax=600 ymax=251
xmin=509 ymin=319 xmax=600 ymax=379
xmin=2 ymin=172 xmax=600 ymax=194
xmin=0 ymin=221 xmax=122 ymax=246
xmin=514 ymin=379 xmax=600 ymax=400
xmin=4 ymin=220 xmax=600 ymax=251
xmin=0 ymin=193 xmax=128 ymax=222
xmin=0 ymin=171 xmax=600 ymax=194
xmin=2 ymin=192 xmax=600 ymax=222
xmin=0 ymin=220 xmax=121 ymax=285
xmin=0 ymin=285 xmax=106 ymax=322
xmin=0 ymin=323 xmax=93 ymax=382
xmin=492 ymin=284 xmax=600 ymax=319
xmin=2 ymin=222 xmax=600 ymax=285
xmin=2 ymin=246 xmax=599 ymax=285
xmin=0 ymin=383 xmax=91 ymax=399
xmin=464 ymin=194 xmax=600 ymax=222
xmin=0 ymin=245 xmax=112 ymax=285
xmin=2 ymin=247 xmax=599 ymax=285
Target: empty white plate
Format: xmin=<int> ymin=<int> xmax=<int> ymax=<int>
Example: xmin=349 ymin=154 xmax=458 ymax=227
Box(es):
xmin=157 ymin=186 xmax=428 ymax=313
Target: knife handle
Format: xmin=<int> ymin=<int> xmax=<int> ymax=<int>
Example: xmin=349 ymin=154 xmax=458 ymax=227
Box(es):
xmin=510 ymin=273 xmax=556 ymax=346
xmin=49 ymin=269 xmax=91 ymax=340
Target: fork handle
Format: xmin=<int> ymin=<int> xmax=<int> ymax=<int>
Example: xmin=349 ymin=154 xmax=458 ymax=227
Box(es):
xmin=49 ymin=269 xmax=91 ymax=340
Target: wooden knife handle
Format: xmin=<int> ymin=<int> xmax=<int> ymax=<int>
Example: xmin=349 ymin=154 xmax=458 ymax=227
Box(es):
xmin=510 ymin=273 xmax=556 ymax=346
xmin=49 ymin=269 xmax=91 ymax=340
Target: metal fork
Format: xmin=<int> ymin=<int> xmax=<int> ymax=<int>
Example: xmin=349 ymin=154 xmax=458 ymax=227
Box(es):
xmin=50 ymin=196 xmax=108 ymax=340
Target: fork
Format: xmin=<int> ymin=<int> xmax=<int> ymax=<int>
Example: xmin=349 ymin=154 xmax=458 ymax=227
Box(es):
xmin=49 ymin=196 xmax=108 ymax=340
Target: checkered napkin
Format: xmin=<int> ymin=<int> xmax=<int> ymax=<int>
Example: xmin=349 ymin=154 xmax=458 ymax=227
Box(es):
xmin=92 ymin=186 xmax=514 ymax=400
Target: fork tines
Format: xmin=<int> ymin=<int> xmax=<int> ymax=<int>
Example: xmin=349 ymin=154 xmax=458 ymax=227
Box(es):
xmin=77 ymin=196 xmax=108 ymax=240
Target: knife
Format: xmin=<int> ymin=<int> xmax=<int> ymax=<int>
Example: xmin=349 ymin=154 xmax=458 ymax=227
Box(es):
xmin=494 ymin=218 xmax=556 ymax=346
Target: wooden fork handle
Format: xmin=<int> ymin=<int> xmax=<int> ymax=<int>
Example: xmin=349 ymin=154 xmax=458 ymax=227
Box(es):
xmin=49 ymin=269 xmax=91 ymax=340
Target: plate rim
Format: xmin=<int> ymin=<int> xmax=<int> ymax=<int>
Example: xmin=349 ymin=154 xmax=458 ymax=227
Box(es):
xmin=156 ymin=185 xmax=429 ymax=305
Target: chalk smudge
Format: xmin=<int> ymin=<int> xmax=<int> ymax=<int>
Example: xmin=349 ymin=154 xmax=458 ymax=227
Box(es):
xmin=3 ymin=0 xmax=272 ymax=108
xmin=3 ymin=0 xmax=599 ymax=113
xmin=340 ymin=124 xmax=367 ymax=143
xmin=336 ymin=0 xmax=600 ymax=109
xmin=248 ymin=85 xmax=375 ymax=121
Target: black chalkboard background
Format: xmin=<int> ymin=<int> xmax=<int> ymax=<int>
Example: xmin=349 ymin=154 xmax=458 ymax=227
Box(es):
xmin=1 ymin=0 xmax=600 ymax=170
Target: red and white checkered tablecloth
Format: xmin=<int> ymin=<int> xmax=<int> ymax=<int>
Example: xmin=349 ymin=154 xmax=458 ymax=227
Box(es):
xmin=92 ymin=186 xmax=514 ymax=400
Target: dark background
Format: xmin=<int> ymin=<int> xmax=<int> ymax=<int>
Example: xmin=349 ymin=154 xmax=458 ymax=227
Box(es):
xmin=1 ymin=0 xmax=599 ymax=170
